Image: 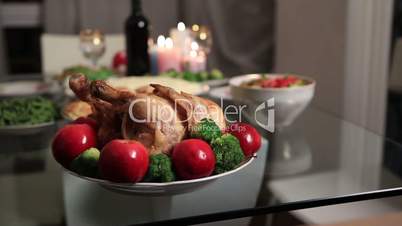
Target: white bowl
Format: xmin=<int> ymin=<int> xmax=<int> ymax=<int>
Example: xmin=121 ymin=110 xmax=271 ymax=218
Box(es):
xmin=0 ymin=80 xmax=51 ymax=98
xmin=229 ymin=74 xmax=315 ymax=129
xmin=64 ymin=155 xmax=256 ymax=196
xmin=0 ymin=121 xmax=56 ymax=135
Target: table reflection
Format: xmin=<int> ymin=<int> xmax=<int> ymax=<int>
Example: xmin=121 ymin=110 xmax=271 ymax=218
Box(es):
xmin=0 ymin=127 xmax=63 ymax=226
xmin=267 ymin=126 xmax=312 ymax=177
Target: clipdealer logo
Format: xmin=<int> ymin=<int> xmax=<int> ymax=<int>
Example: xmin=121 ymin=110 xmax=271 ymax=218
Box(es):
xmin=128 ymin=97 xmax=275 ymax=133
xmin=255 ymin=98 xmax=275 ymax=133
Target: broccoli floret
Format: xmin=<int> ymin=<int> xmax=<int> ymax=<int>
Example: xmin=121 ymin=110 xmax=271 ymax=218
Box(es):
xmin=161 ymin=69 xmax=180 ymax=78
xmin=143 ymin=153 xmax=175 ymax=182
xmin=183 ymin=71 xmax=198 ymax=81
xmin=64 ymin=65 xmax=113 ymax=81
xmin=190 ymin=118 xmax=222 ymax=142
xmin=209 ymin=69 xmax=224 ymax=80
xmin=211 ymin=134 xmax=245 ymax=174
xmin=198 ymin=71 xmax=209 ymax=81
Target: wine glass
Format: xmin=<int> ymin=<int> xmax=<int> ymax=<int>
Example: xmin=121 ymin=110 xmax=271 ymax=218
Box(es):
xmin=79 ymin=29 xmax=106 ymax=67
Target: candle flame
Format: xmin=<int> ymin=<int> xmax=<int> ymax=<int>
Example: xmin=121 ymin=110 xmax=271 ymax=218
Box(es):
xmin=192 ymin=24 xmax=200 ymax=32
xmin=177 ymin=22 xmax=186 ymax=31
xmin=191 ymin=41 xmax=199 ymax=50
xmin=199 ymin=32 xmax=207 ymax=40
xmin=190 ymin=50 xmax=197 ymax=58
xmin=165 ymin=37 xmax=173 ymax=49
xmin=157 ymin=35 xmax=165 ymax=47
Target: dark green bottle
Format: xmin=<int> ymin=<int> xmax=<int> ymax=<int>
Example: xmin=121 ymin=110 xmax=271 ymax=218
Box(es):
xmin=125 ymin=0 xmax=150 ymax=75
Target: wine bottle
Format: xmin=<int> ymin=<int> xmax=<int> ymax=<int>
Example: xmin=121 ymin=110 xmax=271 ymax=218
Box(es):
xmin=125 ymin=0 xmax=150 ymax=75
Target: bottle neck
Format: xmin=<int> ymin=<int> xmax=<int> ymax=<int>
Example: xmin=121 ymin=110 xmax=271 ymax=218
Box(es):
xmin=131 ymin=0 xmax=142 ymax=15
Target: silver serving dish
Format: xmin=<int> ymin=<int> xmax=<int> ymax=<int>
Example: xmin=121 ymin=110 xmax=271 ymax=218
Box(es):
xmin=64 ymin=155 xmax=256 ymax=196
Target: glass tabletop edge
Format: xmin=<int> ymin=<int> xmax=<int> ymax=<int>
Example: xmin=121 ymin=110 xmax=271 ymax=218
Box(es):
xmin=130 ymin=187 xmax=402 ymax=226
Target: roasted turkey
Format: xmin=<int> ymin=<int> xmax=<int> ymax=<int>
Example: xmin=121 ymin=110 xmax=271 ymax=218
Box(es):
xmin=69 ymin=74 xmax=226 ymax=155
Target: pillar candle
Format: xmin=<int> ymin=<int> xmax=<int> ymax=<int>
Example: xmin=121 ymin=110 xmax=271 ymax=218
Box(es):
xmin=157 ymin=37 xmax=182 ymax=73
xmin=170 ymin=22 xmax=191 ymax=53
xmin=148 ymin=39 xmax=159 ymax=75
xmin=182 ymin=50 xmax=206 ymax=72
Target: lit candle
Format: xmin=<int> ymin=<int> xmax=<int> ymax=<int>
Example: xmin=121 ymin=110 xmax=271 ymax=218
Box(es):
xmin=157 ymin=35 xmax=165 ymax=47
xmin=191 ymin=41 xmax=199 ymax=51
xmin=192 ymin=24 xmax=200 ymax=32
xmin=170 ymin=22 xmax=191 ymax=53
xmin=178 ymin=22 xmax=185 ymax=31
xmin=182 ymin=41 xmax=206 ymax=73
xmin=157 ymin=36 xmax=182 ymax=73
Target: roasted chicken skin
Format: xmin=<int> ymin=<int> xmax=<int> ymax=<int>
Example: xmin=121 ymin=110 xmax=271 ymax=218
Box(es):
xmin=121 ymin=93 xmax=186 ymax=155
xmin=69 ymin=74 xmax=226 ymax=155
xmin=70 ymin=74 xmax=123 ymax=147
xmin=151 ymin=84 xmax=226 ymax=131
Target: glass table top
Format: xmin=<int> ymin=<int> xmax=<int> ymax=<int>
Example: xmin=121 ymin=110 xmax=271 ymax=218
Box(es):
xmin=1 ymin=96 xmax=402 ymax=226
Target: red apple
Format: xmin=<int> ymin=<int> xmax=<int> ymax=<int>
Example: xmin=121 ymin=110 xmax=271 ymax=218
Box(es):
xmin=52 ymin=124 xmax=97 ymax=168
xmin=228 ymin=123 xmax=261 ymax=157
xmin=112 ymin=51 xmax=127 ymax=70
xmin=99 ymin=139 xmax=149 ymax=183
xmin=72 ymin=117 xmax=98 ymax=130
xmin=172 ymin=139 xmax=216 ymax=180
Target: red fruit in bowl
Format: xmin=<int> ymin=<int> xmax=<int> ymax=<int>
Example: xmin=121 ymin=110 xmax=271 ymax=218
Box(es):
xmin=261 ymin=79 xmax=278 ymax=88
xmin=52 ymin=124 xmax=97 ymax=168
xmin=172 ymin=139 xmax=216 ymax=180
xmin=112 ymin=51 xmax=127 ymax=70
xmin=285 ymin=75 xmax=299 ymax=83
xmin=228 ymin=123 xmax=261 ymax=157
xmin=72 ymin=117 xmax=98 ymax=130
xmin=99 ymin=139 xmax=149 ymax=183
xmin=277 ymin=78 xmax=291 ymax=87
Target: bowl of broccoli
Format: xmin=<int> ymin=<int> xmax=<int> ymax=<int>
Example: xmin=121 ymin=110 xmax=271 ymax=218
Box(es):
xmin=0 ymin=96 xmax=58 ymax=135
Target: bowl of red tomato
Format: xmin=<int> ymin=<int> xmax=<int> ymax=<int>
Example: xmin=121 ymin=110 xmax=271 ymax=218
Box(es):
xmin=229 ymin=73 xmax=315 ymax=129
